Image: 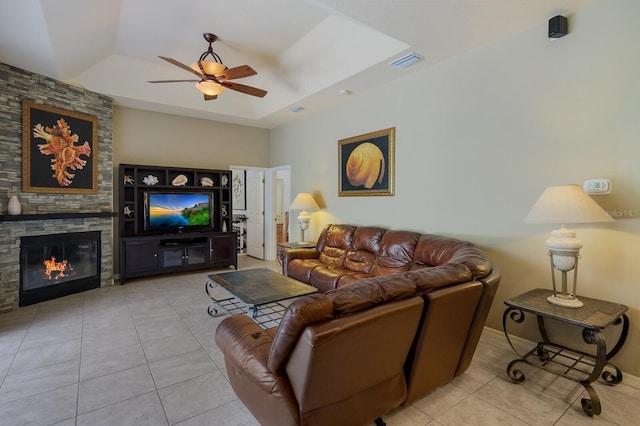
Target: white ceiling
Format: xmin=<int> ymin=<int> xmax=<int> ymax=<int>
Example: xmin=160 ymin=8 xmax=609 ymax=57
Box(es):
xmin=0 ymin=0 xmax=595 ymax=129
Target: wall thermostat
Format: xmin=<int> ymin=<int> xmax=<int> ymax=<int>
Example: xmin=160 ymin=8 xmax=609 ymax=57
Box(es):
xmin=583 ymin=179 xmax=611 ymax=194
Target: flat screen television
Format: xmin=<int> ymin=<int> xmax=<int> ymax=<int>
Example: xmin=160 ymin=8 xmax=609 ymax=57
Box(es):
xmin=144 ymin=192 xmax=213 ymax=233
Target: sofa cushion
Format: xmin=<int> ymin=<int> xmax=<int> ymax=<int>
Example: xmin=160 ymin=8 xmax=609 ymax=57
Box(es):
xmin=405 ymin=263 xmax=474 ymax=293
xmin=343 ymin=249 xmax=377 ymax=273
xmin=326 ymin=274 xmax=418 ymax=315
xmin=371 ymin=230 xmax=421 ymax=276
xmin=268 ymin=294 xmax=333 ymax=372
xmin=318 ymin=246 xmax=349 ymax=266
xmin=309 ymin=265 xmax=355 ymax=292
xmin=336 ymin=272 xmax=371 ymax=288
xmin=287 ymin=258 xmax=324 ymax=283
xmin=352 ymin=226 xmax=386 ymax=252
xmin=413 ymin=234 xmax=492 ymax=278
xmin=316 ymin=224 xmax=356 ymax=253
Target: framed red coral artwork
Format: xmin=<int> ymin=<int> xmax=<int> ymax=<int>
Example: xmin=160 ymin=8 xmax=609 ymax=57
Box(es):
xmin=22 ymin=100 xmax=98 ymax=194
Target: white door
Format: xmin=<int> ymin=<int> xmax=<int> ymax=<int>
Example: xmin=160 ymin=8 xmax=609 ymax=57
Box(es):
xmin=246 ymin=169 xmax=265 ymax=259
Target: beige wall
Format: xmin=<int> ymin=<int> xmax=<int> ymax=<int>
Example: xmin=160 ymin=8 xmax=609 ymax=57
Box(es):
xmin=113 ymin=106 xmax=270 ymax=170
xmin=270 ymin=0 xmax=640 ymax=377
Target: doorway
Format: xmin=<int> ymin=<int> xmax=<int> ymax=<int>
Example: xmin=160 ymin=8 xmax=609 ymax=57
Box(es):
xmin=231 ymin=165 xmax=291 ymax=261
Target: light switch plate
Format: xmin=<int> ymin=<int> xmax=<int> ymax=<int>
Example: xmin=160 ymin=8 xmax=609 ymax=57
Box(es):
xmin=583 ymin=179 xmax=611 ymax=194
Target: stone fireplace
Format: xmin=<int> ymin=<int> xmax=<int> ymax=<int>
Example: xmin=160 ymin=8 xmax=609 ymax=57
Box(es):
xmin=20 ymin=231 xmax=101 ymax=306
xmin=0 ymin=62 xmax=114 ymax=312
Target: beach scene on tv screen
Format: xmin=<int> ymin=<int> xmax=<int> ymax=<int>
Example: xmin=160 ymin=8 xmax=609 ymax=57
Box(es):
xmin=148 ymin=193 xmax=211 ymax=228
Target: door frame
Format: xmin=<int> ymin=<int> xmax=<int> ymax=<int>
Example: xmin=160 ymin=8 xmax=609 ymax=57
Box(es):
xmin=230 ymin=164 xmax=291 ymax=261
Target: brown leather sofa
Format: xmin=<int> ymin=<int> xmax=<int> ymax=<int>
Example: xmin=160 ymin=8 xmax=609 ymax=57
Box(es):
xmin=215 ymin=275 xmax=425 ymax=426
xmin=284 ymin=224 xmax=501 ymax=404
xmin=215 ymin=224 xmax=500 ymax=424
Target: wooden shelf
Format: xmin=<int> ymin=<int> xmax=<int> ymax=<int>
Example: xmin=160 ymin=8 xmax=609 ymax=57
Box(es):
xmin=0 ymin=212 xmax=117 ymax=222
xmin=118 ymin=164 xmax=236 ymax=282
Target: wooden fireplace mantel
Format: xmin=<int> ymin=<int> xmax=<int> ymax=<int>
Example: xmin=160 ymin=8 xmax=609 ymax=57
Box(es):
xmin=0 ymin=212 xmax=117 ymax=222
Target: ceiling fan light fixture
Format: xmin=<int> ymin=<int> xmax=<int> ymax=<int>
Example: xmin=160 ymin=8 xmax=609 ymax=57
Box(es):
xmin=191 ymin=61 xmax=226 ymax=77
xmin=195 ymin=81 xmax=225 ymax=96
xmin=152 ymin=33 xmax=266 ymax=100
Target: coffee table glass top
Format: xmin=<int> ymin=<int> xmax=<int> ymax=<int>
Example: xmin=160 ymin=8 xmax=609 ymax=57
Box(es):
xmin=207 ymin=268 xmax=317 ymax=306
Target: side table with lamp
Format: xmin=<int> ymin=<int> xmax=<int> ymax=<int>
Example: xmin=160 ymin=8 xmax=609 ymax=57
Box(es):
xmin=503 ymin=184 xmax=628 ymax=417
xmin=289 ymin=192 xmax=319 ymax=244
xmin=277 ymin=193 xmax=320 ymax=274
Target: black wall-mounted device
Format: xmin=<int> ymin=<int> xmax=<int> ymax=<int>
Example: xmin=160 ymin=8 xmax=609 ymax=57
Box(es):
xmin=548 ymin=15 xmax=568 ymax=38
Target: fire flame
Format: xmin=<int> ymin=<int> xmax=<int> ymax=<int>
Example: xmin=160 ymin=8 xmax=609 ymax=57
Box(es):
xmin=43 ymin=256 xmax=71 ymax=280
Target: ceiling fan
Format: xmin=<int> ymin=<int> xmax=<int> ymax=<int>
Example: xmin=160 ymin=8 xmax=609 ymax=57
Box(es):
xmin=148 ymin=33 xmax=267 ymax=100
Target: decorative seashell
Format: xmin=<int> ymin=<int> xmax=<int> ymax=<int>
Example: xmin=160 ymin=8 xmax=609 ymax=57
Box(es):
xmin=123 ymin=206 xmax=134 ymax=217
xmin=346 ymin=142 xmax=385 ymax=189
xmin=123 ymin=175 xmax=134 ymax=185
xmin=200 ymin=177 xmax=213 ymax=187
xmin=142 ymin=175 xmax=159 ymax=185
xmin=172 ymin=174 xmax=188 ymax=186
xmin=221 ymin=175 xmax=229 ymax=187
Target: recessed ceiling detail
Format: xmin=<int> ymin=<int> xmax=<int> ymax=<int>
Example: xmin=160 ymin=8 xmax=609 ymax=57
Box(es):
xmin=0 ymin=0 xmax=597 ymax=128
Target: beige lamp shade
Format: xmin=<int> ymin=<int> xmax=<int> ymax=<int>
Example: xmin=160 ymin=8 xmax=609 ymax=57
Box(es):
xmin=524 ymin=184 xmax=613 ymax=224
xmin=290 ymin=193 xmax=319 ymax=242
xmin=290 ymin=193 xmax=320 ymax=211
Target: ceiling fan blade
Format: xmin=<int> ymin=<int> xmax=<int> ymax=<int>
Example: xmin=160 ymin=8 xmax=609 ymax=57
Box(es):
xmin=148 ymin=79 xmax=199 ymax=83
xmin=222 ymin=81 xmax=267 ymax=98
xmin=158 ymin=56 xmax=205 ymax=78
xmin=216 ymin=65 xmax=257 ymax=80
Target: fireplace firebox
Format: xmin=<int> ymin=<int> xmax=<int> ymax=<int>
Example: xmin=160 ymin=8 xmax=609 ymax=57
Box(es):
xmin=20 ymin=231 xmax=101 ymax=306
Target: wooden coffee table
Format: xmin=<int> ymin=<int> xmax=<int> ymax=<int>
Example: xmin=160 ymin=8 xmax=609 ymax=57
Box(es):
xmin=205 ymin=268 xmax=317 ymax=328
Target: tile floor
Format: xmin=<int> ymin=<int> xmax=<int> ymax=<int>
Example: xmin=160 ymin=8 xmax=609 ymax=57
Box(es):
xmin=1 ymin=256 xmax=638 ymax=425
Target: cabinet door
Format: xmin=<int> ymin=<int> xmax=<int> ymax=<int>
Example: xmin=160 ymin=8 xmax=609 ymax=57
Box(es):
xmin=160 ymin=247 xmax=185 ymax=269
xmin=122 ymin=240 xmax=158 ymax=275
xmin=210 ymin=234 xmax=237 ymax=268
xmin=186 ymin=245 xmax=207 ymax=266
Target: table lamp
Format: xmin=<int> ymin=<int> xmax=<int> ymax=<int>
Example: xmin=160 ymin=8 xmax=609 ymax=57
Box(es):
xmin=290 ymin=193 xmax=319 ymax=243
xmin=524 ymin=184 xmax=614 ymax=308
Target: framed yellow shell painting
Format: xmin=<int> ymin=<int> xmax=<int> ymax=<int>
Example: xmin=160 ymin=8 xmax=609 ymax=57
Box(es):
xmin=22 ymin=100 xmax=98 ymax=194
xmin=338 ymin=127 xmax=395 ymax=196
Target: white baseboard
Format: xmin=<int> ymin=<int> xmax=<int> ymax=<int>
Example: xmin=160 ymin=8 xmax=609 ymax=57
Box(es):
xmin=482 ymin=326 xmax=640 ymax=390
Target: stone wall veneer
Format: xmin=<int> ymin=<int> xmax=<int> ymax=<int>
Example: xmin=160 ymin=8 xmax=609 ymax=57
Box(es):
xmin=0 ymin=62 xmax=114 ymax=312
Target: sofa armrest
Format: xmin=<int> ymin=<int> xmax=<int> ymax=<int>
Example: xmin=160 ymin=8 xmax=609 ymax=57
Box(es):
xmin=283 ymin=248 xmax=320 ymax=277
xmin=215 ymin=315 xmax=279 ymax=393
xmin=216 ymin=315 xmax=302 ymax=424
xmin=284 ymin=247 xmax=319 ymax=262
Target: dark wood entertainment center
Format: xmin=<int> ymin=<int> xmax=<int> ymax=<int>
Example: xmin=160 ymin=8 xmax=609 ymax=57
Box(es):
xmin=118 ymin=164 xmax=237 ymax=283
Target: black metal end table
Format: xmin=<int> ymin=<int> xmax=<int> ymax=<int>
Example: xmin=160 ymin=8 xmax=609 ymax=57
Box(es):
xmin=503 ymin=288 xmax=629 ymax=417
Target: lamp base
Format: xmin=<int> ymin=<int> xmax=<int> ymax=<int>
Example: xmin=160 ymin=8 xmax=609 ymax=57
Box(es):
xmin=547 ymin=294 xmax=584 ymax=308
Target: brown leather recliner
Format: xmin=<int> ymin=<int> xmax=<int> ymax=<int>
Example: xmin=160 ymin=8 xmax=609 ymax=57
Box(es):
xmin=284 ymin=224 xmax=501 ymax=404
xmin=215 ymin=275 xmax=424 ymax=426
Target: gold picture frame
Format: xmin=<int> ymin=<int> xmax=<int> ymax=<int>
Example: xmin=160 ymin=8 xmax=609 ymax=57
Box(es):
xmin=22 ymin=100 xmax=98 ymax=194
xmin=338 ymin=127 xmax=395 ymax=196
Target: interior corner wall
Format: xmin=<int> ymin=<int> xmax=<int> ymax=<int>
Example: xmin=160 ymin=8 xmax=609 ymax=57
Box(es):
xmin=270 ymin=0 xmax=640 ymax=377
